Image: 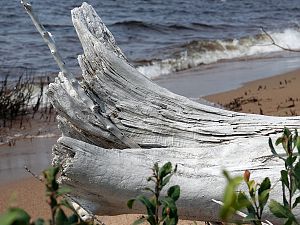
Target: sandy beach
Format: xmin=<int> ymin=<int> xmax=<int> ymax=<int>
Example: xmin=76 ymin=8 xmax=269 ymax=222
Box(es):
xmin=204 ymin=68 xmax=300 ymax=116
xmin=1 ymin=67 xmax=300 ymax=224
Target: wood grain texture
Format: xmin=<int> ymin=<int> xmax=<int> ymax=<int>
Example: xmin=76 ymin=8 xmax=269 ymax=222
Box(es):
xmin=47 ymin=3 xmax=300 ymax=223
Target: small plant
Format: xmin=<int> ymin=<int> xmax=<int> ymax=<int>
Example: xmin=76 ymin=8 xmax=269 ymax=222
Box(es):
xmin=268 ymin=127 xmax=300 ymax=224
xmin=0 ymin=68 xmax=52 ymax=129
xmin=220 ymin=128 xmax=300 ymax=225
xmin=0 ymin=72 xmax=34 ymax=128
xmin=0 ymin=166 xmax=93 ymax=225
xmin=220 ymin=170 xmax=270 ymax=225
xmin=127 ymin=162 xmax=180 ymax=225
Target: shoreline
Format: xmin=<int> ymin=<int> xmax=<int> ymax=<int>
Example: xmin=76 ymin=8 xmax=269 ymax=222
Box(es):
xmin=204 ymin=67 xmax=300 ymax=116
xmin=156 ymin=56 xmax=300 ymax=98
xmin=1 ymin=66 xmax=300 ymax=224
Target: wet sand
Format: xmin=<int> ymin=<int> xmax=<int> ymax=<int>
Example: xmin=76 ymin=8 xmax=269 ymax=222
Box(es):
xmin=156 ymin=56 xmax=300 ymax=98
xmin=1 ymin=66 xmax=300 ymax=224
xmin=0 ymin=137 xmax=57 ymax=184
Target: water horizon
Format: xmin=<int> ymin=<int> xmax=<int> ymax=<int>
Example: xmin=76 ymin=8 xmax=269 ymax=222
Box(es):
xmin=2 ymin=0 xmax=300 ymax=80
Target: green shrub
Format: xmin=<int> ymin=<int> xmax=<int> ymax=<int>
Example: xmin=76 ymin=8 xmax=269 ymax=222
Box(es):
xmin=127 ymin=162 xmax=180 ymax=225
xmin=221 ymin=128 xmax=300 ymax=225
xmin=0 ymin=166 xmax=93 ymax=225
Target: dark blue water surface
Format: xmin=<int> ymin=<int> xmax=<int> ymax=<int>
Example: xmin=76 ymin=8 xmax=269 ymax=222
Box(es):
xmin=1 ymin=0 xmax=300 ymax=78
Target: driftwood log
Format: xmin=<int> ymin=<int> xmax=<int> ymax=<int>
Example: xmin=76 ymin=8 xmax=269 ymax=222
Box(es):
xmin=23 ymin=1 xmax=300 ymax=224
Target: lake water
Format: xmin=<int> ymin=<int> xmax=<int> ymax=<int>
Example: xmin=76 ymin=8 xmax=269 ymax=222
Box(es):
xmin=2 ymin=0 xmax=300 ymax=80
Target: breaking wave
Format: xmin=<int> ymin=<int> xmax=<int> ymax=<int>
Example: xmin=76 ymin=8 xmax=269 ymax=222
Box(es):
xmin=136 ymin=28 xmax=300 ymax=79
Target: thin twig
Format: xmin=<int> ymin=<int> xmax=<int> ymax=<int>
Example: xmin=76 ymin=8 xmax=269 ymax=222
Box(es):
xmin=24 ymin=165 xmax=44 ymax=182
xmin=261 ymin=27 xmax=300 ymax=53
xmin=66 ymin=196 xmax=106 ymax=225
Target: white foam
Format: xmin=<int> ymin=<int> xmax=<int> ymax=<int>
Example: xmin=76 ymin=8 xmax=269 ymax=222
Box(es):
xmin=137 ymin=28 xmax=300 ymax=79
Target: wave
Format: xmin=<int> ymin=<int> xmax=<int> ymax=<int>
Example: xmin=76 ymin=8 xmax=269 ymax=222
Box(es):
xmin=111 ymin=20 xmax=216 ymax=32
xmin=136 ymin=28 xmax=300 ymax=79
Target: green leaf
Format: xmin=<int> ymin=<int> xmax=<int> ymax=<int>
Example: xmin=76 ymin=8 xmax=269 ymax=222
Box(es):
xmin=269 ymin=137 xmax=279 ymax=156
xmin=150 ymin=196 xmax=159 ymax=209
xmin=161 ymin=197 xmax=176 ymax=210
xmin=220 ymin=172 xmax=243 ymax=220
xmin=281 ymin=170 xmax=289 ymax=188
xmin=237 ymin=192 xmax=254 ymax=215
xmin=127 ymin=199 xmax=136 ymax=209
xmin=258 ymin=190 xmax=270 ymax=215
xmin=285 ymin=156 xmax=297 ymax=167
xmin=288 ymin=132 xmax=294 ymax=152
xmin=56 ymin=187 xmax=71 ymax=196
xmin=258 ymin=177 xmax=271 ymax=212
xmin=173 ymin=164 xmax=178 ymax=173
xmin=55 ymin=208 xmax=68 ymax=225
xmin=284 ymin=127 xmax=291 ymax=137
xmin=147 ymin=215 xmax=157 ymax=225
xmin=282 ymin=184 xmax=289 ymax=207
xmin=243 ymin=213 xmax=259 ymax=222
xmin=34 ymin=218 xmax=45 ymax=225
xmin=162 ymin=197 xmax=178 ymax=223
xmin=132 ymin=195 xmax=155 ymax=216
xmin=223 ymin=170 xmax=231 ymax=181
xmin=159 ymin=162 xmax=172 ymax=179
xmin=0 ymin=208 xmax=31 ymax=225
xmin=163 ymin=216 xmax=177 ymax=225
xmin=144 ymin=187 xmax=155 ymax=195
xmin=44 ymin=166 xmax=59 ymax=181
xmin=162 ymin=174 xmax=173 ymax=187
xmin=284 ymin=218 xmax=295 ymax=225
xmin=292 ymin=196 xmax=300 ymax=208
xmin=43 ymin=167 xmax=60 ymax=193
xmin=258 ymin=177 xmax=271 ymax=194
xmin=167 ymin=185 xmax=180 ymax=201
xmin=247 ymin=180 xmax=256 ymax=197
xmin=162 ymin=198 xmax=178 ymax=225
xmin=296 ymin=136 xmax=300 ymax=155
xmin=294 ymin=162 xmax=300 ymax=182
xmin=269 ymin=137 xmax=286 ymax=161
xmin=269 ymin=200 xmax=293 ymax=219
xmin=276 ymin=137 xmax=284 ymax=146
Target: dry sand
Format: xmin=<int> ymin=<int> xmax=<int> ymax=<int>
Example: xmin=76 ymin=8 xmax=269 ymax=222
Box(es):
xmin=0 ymin=177 xmax=202 ymax=224
xmin=1 ymin=68 xmax=300 ymax=224
xmin=204 ymin=68 xmax=300 ymax=116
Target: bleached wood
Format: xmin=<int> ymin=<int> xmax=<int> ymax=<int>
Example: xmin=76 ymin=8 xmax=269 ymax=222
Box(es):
xmin=21 ymin=0 xmax=139 ymax=149
xmin=53 ymin=135 xmax=297 ymax=223
xmin=23 ymin=1 xmax=300 ymax=224
xmin=56 ymin=3 xmax=300 ymax=224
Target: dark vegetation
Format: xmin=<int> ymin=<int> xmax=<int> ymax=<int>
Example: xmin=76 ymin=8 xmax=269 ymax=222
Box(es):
xmin=0 ymin=67 xmax=54 ymax=129
xmin=127 ymin=162 xmax=180 ymax=225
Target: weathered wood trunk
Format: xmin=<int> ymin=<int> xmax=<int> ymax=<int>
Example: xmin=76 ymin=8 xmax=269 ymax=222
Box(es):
xmin=46 ymin=2 xmax=300 ymax=223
